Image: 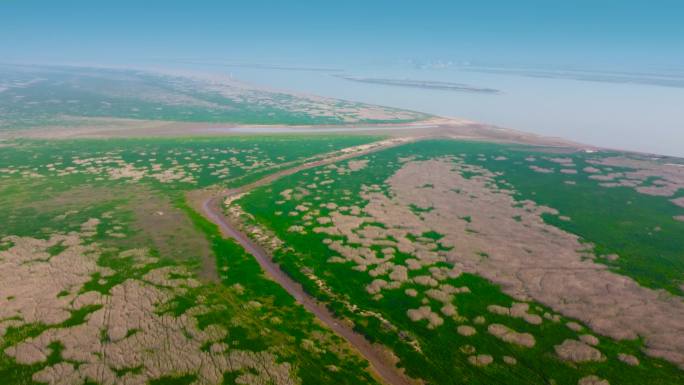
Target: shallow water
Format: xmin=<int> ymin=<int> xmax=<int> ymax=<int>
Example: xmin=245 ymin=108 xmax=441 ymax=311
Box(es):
xmin=196 ymin=65 xmax=684 ymax=157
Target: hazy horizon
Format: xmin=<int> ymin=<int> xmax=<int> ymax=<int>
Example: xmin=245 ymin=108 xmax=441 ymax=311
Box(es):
xmin=2 ymin=0 xmax=684 ymax=156
xmin=2 ymin=0 xmax=683 ymax=70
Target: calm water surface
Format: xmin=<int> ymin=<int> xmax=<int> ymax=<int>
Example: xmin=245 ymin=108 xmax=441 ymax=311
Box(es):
xmin=186 ymin=64 xmax=684 ymax=157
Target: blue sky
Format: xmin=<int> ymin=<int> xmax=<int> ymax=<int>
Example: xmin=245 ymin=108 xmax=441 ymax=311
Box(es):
xmin=1 ymin=0 xmax=683 ymax=71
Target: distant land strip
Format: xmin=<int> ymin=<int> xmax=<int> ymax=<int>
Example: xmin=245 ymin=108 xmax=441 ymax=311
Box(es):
xmin=462 ymin=67 xmax=684 ymax=88
xmin=335 ymin=75 xmax=501 ymax=93
xmin=172 ymin=60 xmax=344 ymax=72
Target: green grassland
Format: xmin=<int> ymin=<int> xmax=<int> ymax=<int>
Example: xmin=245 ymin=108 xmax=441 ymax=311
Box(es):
xmin=0 ymin=135 xmax=381 ymax=239
xmin=0 ymin=136 xmax=383 ymax=385
xmin=236 ymin=139 xmax=684 ymax=385
xmin=2 ymin=135 xmax=683 ymax=385
xmin=466 ymin=145 xmax=684 ymax=295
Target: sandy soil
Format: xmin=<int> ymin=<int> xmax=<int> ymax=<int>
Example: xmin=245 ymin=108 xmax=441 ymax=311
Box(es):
xmin=297 ymin=155 xmax=684 ymax=368
xmin=555 ymin=339 xmax=605 ymax=363
xmin=586 ymin=156 xmax=684 ymax=199
xmin=0 ymin=222 xmax=298 ymax=385
xmin=0 ymin=116 xmax=588 ymax=151
xmin=578 ymin=375 xmax=610 ymax=385
xmin=373 ymin=158 xmax=684 ymax=367
xmin=488 ymin=324 xmax=536 ymax=348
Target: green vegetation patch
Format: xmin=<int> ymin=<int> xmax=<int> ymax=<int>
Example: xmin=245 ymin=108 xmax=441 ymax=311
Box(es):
xmin=0 ymin=134 xmax=388 ymax=385
xmin=237 ymin=139 xmax=684 ymax=385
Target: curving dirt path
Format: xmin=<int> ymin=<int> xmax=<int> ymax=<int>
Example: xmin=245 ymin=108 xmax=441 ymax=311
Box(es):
xmin=196 ymin=138 xmax=418 ymax=385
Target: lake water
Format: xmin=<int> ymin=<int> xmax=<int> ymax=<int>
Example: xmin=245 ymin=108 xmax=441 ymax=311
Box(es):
xmin=187 ymin=65 xmax=684 ymax=157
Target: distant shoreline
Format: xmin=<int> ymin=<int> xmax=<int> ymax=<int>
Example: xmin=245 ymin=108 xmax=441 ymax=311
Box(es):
xmin=335 ymin=75 xmax=501 ymax=94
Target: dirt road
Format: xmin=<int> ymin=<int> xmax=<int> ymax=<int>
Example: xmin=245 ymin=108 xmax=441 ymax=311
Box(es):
xmin=197 ymin=139 xmax=416 ymax=385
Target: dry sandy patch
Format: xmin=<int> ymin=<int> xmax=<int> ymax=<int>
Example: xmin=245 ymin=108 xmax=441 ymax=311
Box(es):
xmin=554 ymin=339 xmax=605 ymax=363
xmin=283 ymin=153 xmax=684 ymax=369
xmin=618 ymin=353 xmax=640 ymax=366
xmin=529 ymin=165 xmax=554 ymax=173
xmin=407 ymin=306 xmax=444 ymax=329
xmin=487 ymin=303 xmax=542 ymax=325
xmin=578 ymin=375 xmax=610 ymax=385
xmin=467 ymin=354 xmax=493 ymax=366
xmin=487 ymin=324 xmax=535 ymax=348
xmin=378 ymin=158 xmax=684 ymax=368
xmin=0 ymin=224 xmax=299 ymax=385
xmin=589 ymin=156 xmax=684 ymax=198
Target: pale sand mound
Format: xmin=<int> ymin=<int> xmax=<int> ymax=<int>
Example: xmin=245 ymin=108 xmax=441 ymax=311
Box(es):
xmin=554 ymin=339 xmax=605 ymax=363
xmin=413 ymin=275 xmax=439 ymax=287
xmin=366 ymin=279 xmax=389 ymax=294
xmin=673 ymin=197 xmax=684 ymax=208
xmin=579 ymin=334 xmax=599 ymax=346
xmin=407 ymin=306 xmax=444 ymax=329
xmin=618 ymin=353 xmax=640 ymax=366
xmin=529 ymin=165 xmax=554 ymax=173
xmin=674 ymin=215 xmax=684 ymax=222
xmin=347 ymin=159 xmax=369 ymax=172
xmin=487 ymin=303 xmax=542 ymax=325
xmin=566 ymin=322 xmax=583 ymax=332
xmin=548 ymin=157 xmax=575 ymax=166
xmin=503 ymin=356 xmax=517 ymax=365
xmin=589 ymin=173 xmax=621 ymax=182
xmin=317 ymin=216 xmax=332 ymax=224
xmin=468 ymin=354 xmax=493 ymax=366
xmin=578 ymin=375 xmax=610 ymax=385
xmin=280 ymin=189 xmax=293 ymax=200
xmin=487 ymin=324 xmax=535 ymax=348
